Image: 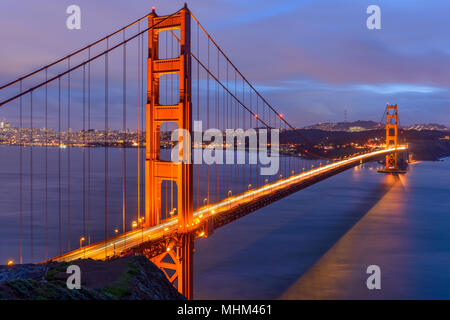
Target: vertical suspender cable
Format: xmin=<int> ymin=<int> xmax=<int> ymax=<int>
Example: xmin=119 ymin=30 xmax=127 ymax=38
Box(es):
xmin=141 ymin=32 xmax=145 ymax=228
xmin=87 ymin=48 xmax=92 ymax=245
xmin=30 ymin=91 xmax=33 ymax=263
xmin=82 ymin=65 xmax=86 ymax=239
xmin=206 ymin=38 xmax=210 ymax=204
xmin=137 ymin=23 xmax=141 ymax=224
xmin=105 ymin=38 xmax=109 ymax=256
xmin=19 ymin=80 xmax=23 ymax=264
xmin=45 ymin=70 xmax=49 ymax=260
xmin=58 ymin=78 xmax=62 ymax=255
xmin=67 ymin=59 xmax=71 ymax=251
xmin=122 ymin=31 xmax=127 ymax=234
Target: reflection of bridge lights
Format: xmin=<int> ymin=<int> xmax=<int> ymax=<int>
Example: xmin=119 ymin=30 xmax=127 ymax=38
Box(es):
xmin=7 ymin=259 xmax=14 ymax=266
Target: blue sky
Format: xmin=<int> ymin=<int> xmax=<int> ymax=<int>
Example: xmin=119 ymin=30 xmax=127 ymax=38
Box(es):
xmin=0 ymin=0 xmax=449 ymax=127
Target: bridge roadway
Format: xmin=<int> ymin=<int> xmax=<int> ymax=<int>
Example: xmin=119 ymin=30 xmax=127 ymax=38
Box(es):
xmin=48 ymin=147 xmax=406 ymax=262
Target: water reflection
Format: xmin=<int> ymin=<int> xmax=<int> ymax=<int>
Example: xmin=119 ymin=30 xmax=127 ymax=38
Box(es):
xmin=280 ymin=174 xmax=410 ymax=299
xmin=195 ymin=159 xmax=450 ymax=299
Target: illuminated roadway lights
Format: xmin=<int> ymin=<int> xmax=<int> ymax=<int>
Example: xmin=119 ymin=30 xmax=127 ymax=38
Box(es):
xmin=80 ymin=237 xmax=85 ymax=249
xmin=113 ymin=229 xmax=119 ymax=256
xmin=53 ymin=149 xmax=405 ymax=263
xmin=198 ymin=231 xmax=206 ymax=238
xmin=80 ymin=236 xmax=86 ymax=259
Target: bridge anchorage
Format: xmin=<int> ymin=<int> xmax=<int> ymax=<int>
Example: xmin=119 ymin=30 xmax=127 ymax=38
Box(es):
xmin=378 ymin=104 xmax=408 ymax=174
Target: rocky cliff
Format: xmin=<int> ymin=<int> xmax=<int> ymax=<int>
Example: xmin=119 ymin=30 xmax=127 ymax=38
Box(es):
xmin=0 ymin=255 xmax=184 ymax=300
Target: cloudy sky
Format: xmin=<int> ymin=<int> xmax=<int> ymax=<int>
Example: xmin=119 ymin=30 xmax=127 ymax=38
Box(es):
xmin=0 ymin=0 xmax=449 ymax=127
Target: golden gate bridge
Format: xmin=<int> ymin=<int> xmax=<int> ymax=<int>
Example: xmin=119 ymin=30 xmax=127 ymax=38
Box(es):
xmin=0 ymin=4 xmax=406 ymax=299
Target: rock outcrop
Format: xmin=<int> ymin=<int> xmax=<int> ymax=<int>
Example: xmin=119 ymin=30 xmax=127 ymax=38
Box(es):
xmin=0 ymin=255 xmax=184 ymax=300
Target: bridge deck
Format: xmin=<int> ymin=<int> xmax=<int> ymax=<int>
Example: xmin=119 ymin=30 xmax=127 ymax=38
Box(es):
xmin=49 ymin=147 xmax=406 ymax=262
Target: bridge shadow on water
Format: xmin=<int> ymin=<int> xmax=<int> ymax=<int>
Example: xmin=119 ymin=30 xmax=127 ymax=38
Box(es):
xmin=194 ymin=166 xmax=406 ymax=299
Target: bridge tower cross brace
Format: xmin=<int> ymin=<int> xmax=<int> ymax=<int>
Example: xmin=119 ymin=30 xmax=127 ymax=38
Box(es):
xmin=145 ymin=6 xmax=194 ymax=299
xmin=385 ymin=104 xmax=398 ymax=170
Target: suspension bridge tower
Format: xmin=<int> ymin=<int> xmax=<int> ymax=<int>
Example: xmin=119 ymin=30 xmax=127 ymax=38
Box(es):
xmin=145 ymin=5 xmax=194 ymax=299
xmin=379 ymin=104 xmax=407 ymax=174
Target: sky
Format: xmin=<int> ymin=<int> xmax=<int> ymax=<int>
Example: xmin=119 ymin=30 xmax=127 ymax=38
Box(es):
xmin=0 ymin=0 xmax=449 ymax=127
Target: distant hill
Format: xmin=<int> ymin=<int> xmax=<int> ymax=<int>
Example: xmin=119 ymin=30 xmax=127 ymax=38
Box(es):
xmin=303 ymin=121 xmax=449 ymax=132
xmin=303 ymin=120 xmax=380 ymax=132
xmin=403 ymin=123 xmax=449 ymax=131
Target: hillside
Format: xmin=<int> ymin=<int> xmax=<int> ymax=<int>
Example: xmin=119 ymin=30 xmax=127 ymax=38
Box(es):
xmin=0 ymin=255 xmax=184 ymax=300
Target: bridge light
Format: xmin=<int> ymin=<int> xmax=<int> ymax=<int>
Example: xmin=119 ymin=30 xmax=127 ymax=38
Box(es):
xmin=132 ymin=220 xmax=138 ymax=229
xmin=114 ymin=229 xmax=119 ymax=235
xmin=199 ymin=231 xmax=205 ymax=237
xmin=166 ymin=247 xmax=171 ymax=252
xmin=248 ymin=184 xmax=252 ymax=190
xmin=164 ymin=227 xmax=169 ymax=231
xmin=80 ymin=237 xmax=85 ymax=249
xmin=279 ymin=114 xmax=283 ymax=118
xmin=7 ymin=259 xmax=14 ymax=266
xmin=211 ymin=210 xmax=215 ymax=214
xmin=228 ymin=190 xmax=232 ymax=197
xmin=254 ymin=114 xmax=258 ymax=119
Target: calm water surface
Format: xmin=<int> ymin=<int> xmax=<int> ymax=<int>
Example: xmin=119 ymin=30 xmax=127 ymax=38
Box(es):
xmin=194 ymin=158 xmax=450 ymax=299
xmin=1 ymin=145 xmax=449 ymax=299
